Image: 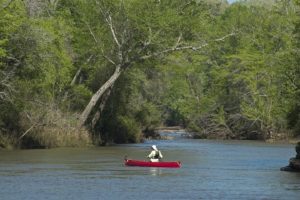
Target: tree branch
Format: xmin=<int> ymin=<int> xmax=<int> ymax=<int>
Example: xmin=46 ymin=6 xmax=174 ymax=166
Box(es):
xmin=98 ymin=3 xmax=123 ymax=62
xmin=85 ymin=21 xmax=99 ymax=44
xmin=213 ymin=32 xmax=236 ymax=42
xmin=84 ymin=18 xmax=117 ymax=66
xmin=174 ymin=33 xmax=182 ymax=48
xmin=103 ymin=54 xmax=117 ymax=66
xmin=70 ymin=55 xmax=94 ymax=86
xmin=107 ymin=15 xmax=121 ymax=47
xmin=18 ymin=124 xmax=35 ymax=140
xmin=97 ymin=0 xmax=121 ymax=47
xmin=139 ymin=32 xmax=235 ymax=61
xmin=139 ymin=43 xmax=208 ymax=60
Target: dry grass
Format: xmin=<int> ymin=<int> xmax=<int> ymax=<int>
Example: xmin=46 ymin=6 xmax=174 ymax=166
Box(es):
xmin=0 ymin=133 xmax=16 ymax=149
xmin=19 ymin=103 xmax=93 ymax=148
xmin=30 ymin=125 xmax=92 ymax=148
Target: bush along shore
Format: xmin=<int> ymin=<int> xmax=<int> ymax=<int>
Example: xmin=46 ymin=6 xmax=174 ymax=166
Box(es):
xmin=281 ymin=142 xmax=300 ymax=172
xmin=1 ymin=123 xmax=298 ymax=150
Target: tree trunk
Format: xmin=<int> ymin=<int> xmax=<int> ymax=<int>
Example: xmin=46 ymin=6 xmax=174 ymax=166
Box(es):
xmin=79 ymin=65 xmax=122 ymax=126
xmin=91 ymin=87 xmax=113 ymax=129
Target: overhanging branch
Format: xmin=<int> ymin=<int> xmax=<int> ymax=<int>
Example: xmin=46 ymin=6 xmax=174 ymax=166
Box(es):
xmin=97 ymin=0 xmax=121 ymax=48
xmin=139 ymin=43 xmax=208 ymax=60
xmin=107 ymin=15 xmax=121 ymax=47
xmin=139 ymin=32 xmax=235 ymax=61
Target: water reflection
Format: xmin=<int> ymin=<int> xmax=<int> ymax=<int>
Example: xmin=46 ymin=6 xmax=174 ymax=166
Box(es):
xmin=149 ymin=167 xmax=162 ymax=176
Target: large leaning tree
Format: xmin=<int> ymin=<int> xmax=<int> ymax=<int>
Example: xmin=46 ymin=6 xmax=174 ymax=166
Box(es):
xmin=78 ymin=0 xmax=235 ymax=128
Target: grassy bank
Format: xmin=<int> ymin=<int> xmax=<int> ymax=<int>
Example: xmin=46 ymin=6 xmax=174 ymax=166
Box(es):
xmin=0 ymin=105 xmax=93 ymax=149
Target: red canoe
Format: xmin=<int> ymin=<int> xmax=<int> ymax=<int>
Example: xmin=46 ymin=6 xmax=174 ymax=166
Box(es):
xmin=124 ymin=159 xmax=181 ymax=168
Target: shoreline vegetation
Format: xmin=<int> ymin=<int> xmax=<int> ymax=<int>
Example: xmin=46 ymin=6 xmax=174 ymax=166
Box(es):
xmin=1 ymin=124 xmax=299 ymax=150
xmin=152 ymin=126 xmax=300 ymax=144
xmin=1 ymin=0 xmax=300 ymax=151
xmin=0 ymin=113 xmax=93 ymax=150
xmin=281 ymin=142 xmax=300 ymax=172
xmin=0 ymin=105 xmax=93 ymax=149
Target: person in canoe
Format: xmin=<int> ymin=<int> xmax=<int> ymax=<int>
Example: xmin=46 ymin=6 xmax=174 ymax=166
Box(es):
xmin=147 ymin=145 xmax=163 ymax=162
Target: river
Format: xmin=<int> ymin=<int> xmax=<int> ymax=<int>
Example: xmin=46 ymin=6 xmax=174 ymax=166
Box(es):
xmin=0 ymin=136 xmax=299 ymax=200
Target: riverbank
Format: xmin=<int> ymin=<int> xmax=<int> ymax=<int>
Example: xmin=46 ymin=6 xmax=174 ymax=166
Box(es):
xmin=0 ymin=124 xmax=93 ymax=150
xmin=266 ymin=138 xmax=300 ymax=145
xmin=1 ymin=124 xmax=299 ymax=150
xmin=152 ymin=126 xmax=300 ymax=144
xmin=281 ymin=142 xmax=300 ymax=172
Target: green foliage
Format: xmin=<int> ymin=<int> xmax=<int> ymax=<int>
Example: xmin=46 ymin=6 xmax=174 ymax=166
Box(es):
xmin=114 ymin=115 xmax=141 ymax=143
xmin=0 ymin=101 xmax=20 ymax=134
xmin=100 ymin=66 xmax=162 ymax=143
xmin=285 ymin=0 xmax=300 ymax=136
xmin=199 ymin=1 xmax=297 ymax=137
xmin=1 ymin=0 xmax=300 ymax=148
xmin=69 ymin=85 xmax=92 ymax=111
xmin=10 ymin=18 xmax=73 ymax=99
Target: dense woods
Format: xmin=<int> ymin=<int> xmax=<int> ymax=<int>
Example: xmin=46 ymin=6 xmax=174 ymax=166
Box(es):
xmin=0 ymin=0 xmax=299 ymax=148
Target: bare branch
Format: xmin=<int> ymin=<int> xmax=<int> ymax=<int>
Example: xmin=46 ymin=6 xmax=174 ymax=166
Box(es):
xmin=139 ymin=32 xmax=236 ymax=61
xmin=18 ymin=124 xmax=35 ymax=140
xmin=70 ymin=55 xmax=94 ymax=86
xmin=139 ymin=43 xmax=208 ymax=60
xmin=103 ymin=55 xmax=116 ymax=66
xmin=174 ymin=33 xmax=182 ymax=48
xmin=144 ymin=27 xmax=153 ymax=46
xmin=96 ymin=1 xmax=117 ymax=43
xmin=18 ymin=111 xmax=47 ymax=140
xmin=97 ymin=2 xmax=123 ymax=62
xmin=143 ymin=28 xmax=161 ymax=47
xmin=107 ymin=15 xmax=121 ymax=47
xmin=85 ymin=21 xmax=99 ymax=44
xmin=70 ymin=68 xmax=81 ymax=86
xmin=84 ymin=18 xmax=117 ymax=66
xmin=214 ymin=32 xmax=236 ymax=42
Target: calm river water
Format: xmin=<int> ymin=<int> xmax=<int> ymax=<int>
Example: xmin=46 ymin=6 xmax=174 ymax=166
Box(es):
xmin=0 ymin=136 xmax=299 ymax=200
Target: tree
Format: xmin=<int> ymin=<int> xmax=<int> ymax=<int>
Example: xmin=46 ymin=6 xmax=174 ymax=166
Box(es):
xmin=286 ymin=0 xmax=300 ymax=136
xmin=78 ymin=0 xmax=235 ymax=127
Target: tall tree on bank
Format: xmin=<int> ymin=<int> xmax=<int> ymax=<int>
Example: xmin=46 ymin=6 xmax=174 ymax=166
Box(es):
xmin=78 ymin=0 xmax=234 ymax=128
xmin=287 ymin=0 xmax=300 ymax=136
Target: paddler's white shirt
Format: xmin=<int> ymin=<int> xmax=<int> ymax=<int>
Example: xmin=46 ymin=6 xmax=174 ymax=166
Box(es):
xmin=148 ymin=150 xmax=163 ymax=162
